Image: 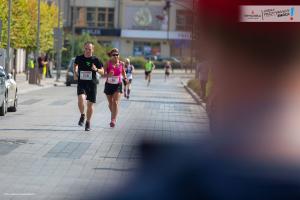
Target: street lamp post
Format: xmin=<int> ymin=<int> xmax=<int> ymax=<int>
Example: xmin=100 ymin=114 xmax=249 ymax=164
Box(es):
xmin=165 ymin=0 xmax=171 ymax=41
xmin=71 ymin=0 xmax=76 ymax=58
xmin=35 ymin=0 xmax=41 ymax=84
xmin=190 ymin=0 xmax=195 ymax=74
xmin=5 ymin=0 xmax=12 ymax=74
xmin=56 ymin=0 xmax=61 ymax=81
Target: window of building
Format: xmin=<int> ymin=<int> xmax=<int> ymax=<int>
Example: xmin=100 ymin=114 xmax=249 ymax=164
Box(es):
xmin=86 ymin=7 xmax=114 ymax=28
xmin=133 ymin=42 xmax=161 ymax=56
xmin=176 ymin=10 xmax=192 ymax=31
xmin=87 ymin=8 xmax=96 ymax=27
xmin=71 ymin=7 xmax=81 ymax=26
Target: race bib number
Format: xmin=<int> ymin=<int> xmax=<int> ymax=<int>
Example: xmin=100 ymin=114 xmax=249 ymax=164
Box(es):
xmin=80 ymin=71 xmax=92 ymax=80
xmin=107 ymin=76 xmax=119 ymax=84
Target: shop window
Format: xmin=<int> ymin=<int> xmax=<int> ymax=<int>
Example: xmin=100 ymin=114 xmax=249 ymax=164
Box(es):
xmin=87 ymin=8 xmax=96 ymax=27
xmin=133 ymin=42 xmax=161 ymax=56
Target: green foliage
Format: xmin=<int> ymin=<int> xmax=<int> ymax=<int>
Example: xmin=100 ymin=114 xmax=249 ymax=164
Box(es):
xmin=10 ymin=0 xmax=33 ymax=49
xmin=206 ymin=71 xmax=213 ymax=98
xmin=188 ymin=78 xmax=212 ymax=98
xmin=26 ymin=0 xmax=38 ymax=51
xmin=126 ymin=56 xmax=146 ymax=69
xmin=187 ymin=79 xmax=200 ymax=96
xmin=0 ymin=0 xmax=8 ymax=46
xmin=62 ymin=33 xmax=110 ymax=68
xmin=0 ymin=0 xmax=59 ymax=52
xmin=40 ymin=2 xmax=59 ymax=53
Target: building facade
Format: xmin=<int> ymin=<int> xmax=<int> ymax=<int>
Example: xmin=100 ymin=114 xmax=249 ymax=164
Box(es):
xmin=119 ymin=0 xmax=192 ymax=58
xmin=66 ymin=0 xmax=121 ymax=48
xmin=53 ymin=0 xmax=192 ymax=59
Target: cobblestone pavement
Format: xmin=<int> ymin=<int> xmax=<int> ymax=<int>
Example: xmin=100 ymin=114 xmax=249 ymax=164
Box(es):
xmin=0 ymin=71 xmax=208 ymax=200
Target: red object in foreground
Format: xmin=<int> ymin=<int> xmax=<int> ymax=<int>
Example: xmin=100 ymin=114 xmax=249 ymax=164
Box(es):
xmin=156 ymin=15 xmax=164 ymax=21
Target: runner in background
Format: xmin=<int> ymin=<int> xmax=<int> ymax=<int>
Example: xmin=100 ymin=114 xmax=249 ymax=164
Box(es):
xmin=144 ymin=58 xmax=155 ymax=86
xmin=123 ymin=58 xmax=134 ymax=99
xmin=164 ymin=61 xmax=172 ymax=81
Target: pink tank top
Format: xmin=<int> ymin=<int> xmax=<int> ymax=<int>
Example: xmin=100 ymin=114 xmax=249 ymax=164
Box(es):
xmin=106 ymin=61 xmax=123 ymax=84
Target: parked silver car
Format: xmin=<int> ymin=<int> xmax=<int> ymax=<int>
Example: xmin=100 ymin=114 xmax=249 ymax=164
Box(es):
xmin=65 ymin=58 xmax=100 ymax=86
xmin=0 ymin=66 xmax=17 ymax=116
xmin=65 ymin=58 xmax=76 ymax=86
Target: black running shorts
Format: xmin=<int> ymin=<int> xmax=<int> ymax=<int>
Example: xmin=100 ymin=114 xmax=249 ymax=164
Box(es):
xmin=77 ymin=82 xmax=97 ymax=103
xmin=104 ymin=82 xmax=122 ymax=96
xmin=145 ymin=71 xmax=152 ymax=76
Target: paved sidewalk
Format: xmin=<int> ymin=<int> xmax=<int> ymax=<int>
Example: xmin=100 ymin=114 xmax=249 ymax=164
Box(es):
xmin=0 ymin=71 xmax=206 ymax=200
xmin=16 ymin=72 xmax=66 ymax=95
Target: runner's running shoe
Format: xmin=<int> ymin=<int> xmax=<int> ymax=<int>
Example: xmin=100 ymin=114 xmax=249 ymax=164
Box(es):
xmin=78 ymin=114 xmax=85 ymax=126
xmin=110 ymin=119 xmax=116 ymax=128
xmin=85 ymin=121 xmax=91 ymax=131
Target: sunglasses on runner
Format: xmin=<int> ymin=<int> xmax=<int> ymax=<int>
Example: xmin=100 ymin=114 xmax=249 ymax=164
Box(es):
xmin=112 ymin=54 xmax=119 ymax=57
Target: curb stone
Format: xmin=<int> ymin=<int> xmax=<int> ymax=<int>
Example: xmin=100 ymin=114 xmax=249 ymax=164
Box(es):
xmin=18 ymin=82 xmax=65 ymax=95
xmin=181 ymin=80 xmax=206 ymax=110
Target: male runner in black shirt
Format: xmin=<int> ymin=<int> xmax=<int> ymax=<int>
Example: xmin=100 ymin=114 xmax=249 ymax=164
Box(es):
xmin=74 ymin=42 xmax=104 ymax=131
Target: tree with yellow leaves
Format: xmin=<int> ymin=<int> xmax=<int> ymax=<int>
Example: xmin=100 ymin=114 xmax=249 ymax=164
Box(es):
xmin=0 ymin=0 xmax=59 ymax=53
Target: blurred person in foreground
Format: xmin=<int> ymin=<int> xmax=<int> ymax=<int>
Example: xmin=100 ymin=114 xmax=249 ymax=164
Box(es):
xmin=90 ymin=1 xmax=300 ymax=199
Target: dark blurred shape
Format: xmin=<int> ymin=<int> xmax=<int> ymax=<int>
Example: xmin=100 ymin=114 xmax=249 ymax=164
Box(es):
xmin=197 ymin=0 xmax=300 ymax=66
xmin=197 ymin=0 xmax=300 ymax=135
xmin=163 ymin=0 xmax=171 ymax=11
xmin=88 ymin=1 xmax=300 ymax=199
xmin=97 ymin=141 xmax=300 ymax=200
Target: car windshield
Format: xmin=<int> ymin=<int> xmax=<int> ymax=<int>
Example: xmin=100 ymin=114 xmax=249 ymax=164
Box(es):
xmin=171 ymin=57 xmax=180 ymax=62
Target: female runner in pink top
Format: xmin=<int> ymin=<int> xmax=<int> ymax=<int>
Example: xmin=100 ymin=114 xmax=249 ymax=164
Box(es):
xmin=104 ymin=48 xmax=128 ymax=127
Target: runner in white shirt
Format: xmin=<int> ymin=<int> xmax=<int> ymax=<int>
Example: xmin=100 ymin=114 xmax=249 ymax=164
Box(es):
xmin=123 ymin=58 xmax=135 ymax=99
